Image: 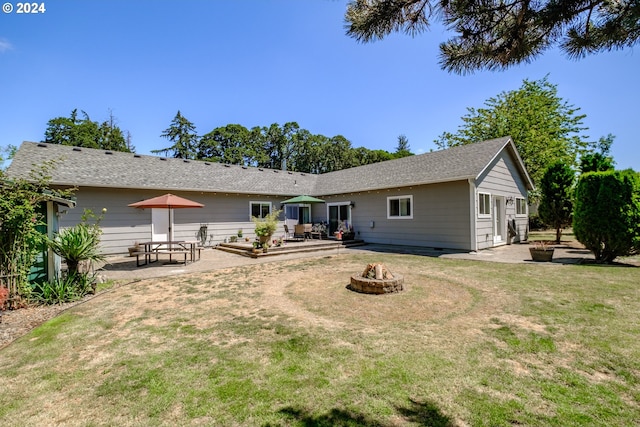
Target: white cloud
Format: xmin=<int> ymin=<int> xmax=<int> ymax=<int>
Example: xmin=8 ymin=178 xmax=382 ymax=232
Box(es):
xmin=0 ymin=38 xmax=13 ymax=52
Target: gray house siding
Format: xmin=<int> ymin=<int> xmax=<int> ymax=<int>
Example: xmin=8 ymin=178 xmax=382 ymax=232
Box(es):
xmin=475 ymin=150 xmax=529 ymax=249
xmin=322 ymin=181 xmax=471 ymax=250
xmin=59 ymin=187 xmax=285 ymax=254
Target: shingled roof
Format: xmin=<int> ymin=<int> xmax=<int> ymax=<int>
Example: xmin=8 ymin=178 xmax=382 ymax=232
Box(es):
xmin=6 ymin=142 xmax=318 ymax=196
xmin=316 ymin=136 xmax=533 ymax=194
xmin=6 ymin=137 xmax=533 ymax=196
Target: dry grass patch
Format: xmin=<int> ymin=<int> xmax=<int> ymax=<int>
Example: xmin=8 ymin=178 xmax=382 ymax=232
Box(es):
xmin=0 ymin=252 xmax=638 ymax=426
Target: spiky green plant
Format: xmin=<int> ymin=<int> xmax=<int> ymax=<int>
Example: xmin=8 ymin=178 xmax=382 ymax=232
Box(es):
xmin=48 ymin=223 xmax=105 ymax=276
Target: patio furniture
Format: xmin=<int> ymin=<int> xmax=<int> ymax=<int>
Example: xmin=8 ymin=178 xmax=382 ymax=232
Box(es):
xmin=293 ymin=224 xmax=306 ymax=240
xmin=303 ymin=224 xmax=313 ymax=240
xmin=135 ymin=241 xmax=201 ymax=267
xmin=284 ymin=224 xmax=294 ymax=239
xmin=310 ymin=223 xmax=327 ymax=239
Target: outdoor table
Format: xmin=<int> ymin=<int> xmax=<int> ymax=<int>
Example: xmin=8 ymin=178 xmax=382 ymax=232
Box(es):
xmin=136 ymin=240 xmax=201 ymax=266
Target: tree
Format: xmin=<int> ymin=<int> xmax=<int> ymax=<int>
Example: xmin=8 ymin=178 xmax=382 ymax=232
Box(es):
xmin=580 ymin=134 xmax=616 ymax=173
xmin=580 ymin=153 xmax=616 ymax=173
xmin=538 ymin=162 xmax=575 ymax=243
xmin=152 ymin=111 xmax=199 ymax=159
xmin=0 ymin=161 xmax=74 ymax=306
xmin=0 ymin=145 xmax=17 ymax=170
xmin=43 ymin=109 xmax=131 ymax=152
xmin=198 ymin=124 xmax=252 ymax=165
xmin=435 ymin=77 xmax=589 ymax=186
xmin=344 ymin=0 xmax=640 ymax=74
xmin=573 ymin=170 xmax=640 ymax=263
xmin=395 ymin=134 xmax=413 ymax=158
xmin=185 ymin=119 xmax=401 ymax=173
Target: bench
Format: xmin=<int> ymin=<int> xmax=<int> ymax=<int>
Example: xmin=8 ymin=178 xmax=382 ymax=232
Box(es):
xmin=135 ymin=250 xmax=192 ymax=267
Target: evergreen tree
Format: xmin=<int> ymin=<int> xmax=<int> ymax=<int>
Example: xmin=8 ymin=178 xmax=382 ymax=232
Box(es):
xmin=395 ymin=134 xmax=413 ymax=158
xmin=538 ymin=162 xmax=575 ymax=243
xmin=573 ymin=170 xmax=640 ymax=262
xmin=345 ymin=0 xmax=640 ymax=73
xmin=153 ymin=111 xmax=199 ymax=159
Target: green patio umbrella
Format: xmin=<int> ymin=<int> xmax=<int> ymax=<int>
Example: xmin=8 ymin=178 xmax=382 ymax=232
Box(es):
xmin=281 ymin=195 xmax=325 ymax=204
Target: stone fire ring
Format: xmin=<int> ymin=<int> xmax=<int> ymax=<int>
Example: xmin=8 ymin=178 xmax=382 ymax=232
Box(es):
xmin=349 ymin=274 xmax=404 ymax=294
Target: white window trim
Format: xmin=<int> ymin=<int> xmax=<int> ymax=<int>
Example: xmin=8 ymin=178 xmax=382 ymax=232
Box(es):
xmin=515 ymin=197 xmax=527 ymax=217
xmin=249 ymin=201 xmax=272 ymax=219
xmin=387 ymin=195 xmax=413 ymax=219
xmin=478 ymin=192 xmax=491 ymax=218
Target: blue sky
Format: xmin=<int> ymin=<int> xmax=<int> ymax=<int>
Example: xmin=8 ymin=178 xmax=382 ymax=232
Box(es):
xmin=1 ymin=0 xmax=638 ymax=170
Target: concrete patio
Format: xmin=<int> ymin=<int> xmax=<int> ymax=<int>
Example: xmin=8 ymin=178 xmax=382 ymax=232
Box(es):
xmin=97 ymin=241 xmax=598 ymax=282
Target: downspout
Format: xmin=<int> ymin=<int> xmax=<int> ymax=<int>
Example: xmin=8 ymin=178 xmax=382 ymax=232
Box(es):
xmin=468 ymin=178 xmax=478 ymax=252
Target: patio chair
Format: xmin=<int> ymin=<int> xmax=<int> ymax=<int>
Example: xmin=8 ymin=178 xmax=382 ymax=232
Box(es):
xmin=293 ymin=224 xmax=306 ymax=240
xmin=284 ymin=224 xmax=294 ymax=239
xmin=303 ymin=223 xmax=313 ymax=240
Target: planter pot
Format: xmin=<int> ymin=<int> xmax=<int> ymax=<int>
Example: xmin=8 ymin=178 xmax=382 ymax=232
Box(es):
xmin=258 ymin=235 xmax=271 ymax=244
xmin=529 ymin=248 xmax=554 ymax=262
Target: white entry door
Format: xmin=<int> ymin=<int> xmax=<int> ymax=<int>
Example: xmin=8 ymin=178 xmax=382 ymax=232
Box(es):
xmin=493 ymin=197 xmax=504 ymax=243
xmin=152 ymin=208 xmax=171 ymax=242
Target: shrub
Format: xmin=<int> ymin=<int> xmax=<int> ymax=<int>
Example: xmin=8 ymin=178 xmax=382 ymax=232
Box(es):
xmin=538 ymin=161 xmax=575 ymax=243
xmin=528 ymin=214 xmax=547 ymax=231
xmin=573 ymin=170 xmax=640 ymax=263
xmin=30 ymin=272 xmax=95 ymax=305
xmin=48 ymin=208 xmax=106 ymax=290
xmin=0 ymin=162 xmax=74 ymax=306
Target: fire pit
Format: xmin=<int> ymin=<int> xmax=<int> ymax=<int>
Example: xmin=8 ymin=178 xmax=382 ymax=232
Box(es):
xmin=349 ymin=263 xmax=404 ymax=294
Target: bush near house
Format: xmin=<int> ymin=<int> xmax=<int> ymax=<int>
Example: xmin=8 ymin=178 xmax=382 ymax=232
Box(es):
xmin=573 ymin=170 xmax=640 ymax=263
xmin=0 ymin=163 xmax=73 ymax=307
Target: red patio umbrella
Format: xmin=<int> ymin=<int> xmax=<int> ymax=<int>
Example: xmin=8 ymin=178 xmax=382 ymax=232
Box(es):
xmin=128 ymin=193 xmax=204 ymax=241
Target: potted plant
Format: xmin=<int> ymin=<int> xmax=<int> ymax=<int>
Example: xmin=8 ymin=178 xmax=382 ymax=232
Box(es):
xmin=252 ymin=210 xmax=281 ymax=245
xmin=128 ymin=241 xmax=141 ymax=257
xmin=529 ymin=241 xmax=554 ymax=262
xmin=251 ymin=241 xmax=261 ymax=254
xmin=237 ymin=228 xmax=243 ymax=238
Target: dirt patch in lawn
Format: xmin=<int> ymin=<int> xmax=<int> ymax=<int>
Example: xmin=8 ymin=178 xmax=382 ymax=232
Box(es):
xmin=1 ymin=255 xmax=509 ymax=350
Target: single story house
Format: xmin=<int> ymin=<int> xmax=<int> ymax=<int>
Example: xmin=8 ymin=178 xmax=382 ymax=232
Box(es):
xmin=6 ymin=136 xmax=534 ymax=254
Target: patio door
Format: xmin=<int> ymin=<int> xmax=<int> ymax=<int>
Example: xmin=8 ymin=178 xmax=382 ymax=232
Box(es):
xmin=285 ymin=204 xmax=310 ymax=224
xmin=327 ymin=203 xmax=351 ymax=235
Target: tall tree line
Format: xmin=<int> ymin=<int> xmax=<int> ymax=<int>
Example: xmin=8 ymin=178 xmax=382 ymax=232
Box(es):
xmin=151 ymin=111 xmax=413 ymax=173
xmin=42 ymin=109 xmax=412 ymax=174
xmin=43 ymin=109 xmax=134 ymax=153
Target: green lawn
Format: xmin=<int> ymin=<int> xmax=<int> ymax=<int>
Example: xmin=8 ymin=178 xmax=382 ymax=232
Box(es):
xmin=0 ymin=253 xmax=638 ymax=426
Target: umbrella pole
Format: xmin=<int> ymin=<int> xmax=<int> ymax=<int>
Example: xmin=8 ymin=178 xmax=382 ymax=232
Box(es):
xmin=168 ymin=208 xmax=172 ymax=249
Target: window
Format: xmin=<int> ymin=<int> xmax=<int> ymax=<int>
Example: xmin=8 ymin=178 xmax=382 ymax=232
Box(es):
xmin=478 ymin=193 xmax=491 ymax=216
xmin=516 ymin=197 xmax=527 ymax=216
xmin=387 ymin=195 xmax=413 ymax=219
xmin=250 ymin=201 xmax=271 ymax=219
